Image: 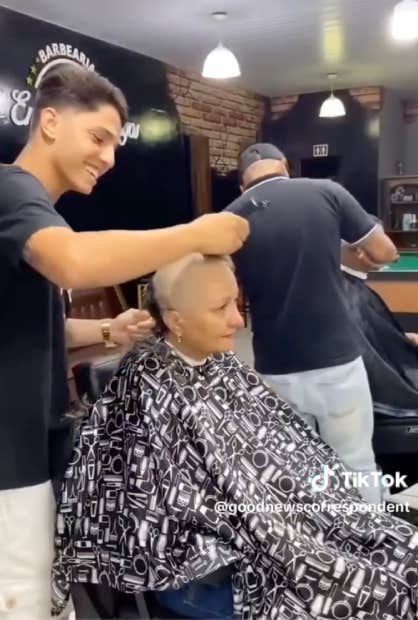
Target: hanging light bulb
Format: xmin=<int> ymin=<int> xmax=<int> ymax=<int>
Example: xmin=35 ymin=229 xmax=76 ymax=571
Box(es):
xmin=202 ymin=42 xmax=241 ymax=79
xmin=319 ymin=93 xmax=346 ymax=117
xmin=391 ymin=0 xmax=418 ymax=42
xmin=319 ymin=73 xmax=346 ymax=118
xmin=202 ymin=12 xmax=241 ymax=79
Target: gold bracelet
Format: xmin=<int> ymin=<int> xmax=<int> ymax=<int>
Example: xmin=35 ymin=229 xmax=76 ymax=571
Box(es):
xmin=100 ymin=321 xmax=117 ymax=348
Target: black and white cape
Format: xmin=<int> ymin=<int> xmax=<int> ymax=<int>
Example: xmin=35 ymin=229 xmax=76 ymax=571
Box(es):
xmin=53 ymin=338 xmax=418 ymax=619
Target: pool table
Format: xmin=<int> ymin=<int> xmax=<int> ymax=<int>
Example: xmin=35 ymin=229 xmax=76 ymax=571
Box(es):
xmin=367 ymin=252 xmax=418 ymax=325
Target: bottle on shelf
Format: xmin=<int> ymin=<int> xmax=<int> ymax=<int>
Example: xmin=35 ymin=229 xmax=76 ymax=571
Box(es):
xmin=403 ymin=213 xmax=413 ymax=231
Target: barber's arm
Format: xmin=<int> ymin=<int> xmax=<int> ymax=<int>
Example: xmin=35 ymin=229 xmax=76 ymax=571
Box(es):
xmin=66 ymin=309 xmax=155 ymax=349
xmin=23 ymin=213 xmax=249 ymax=290
xmin=353 ymin=228 xmax=398 ymax=265
xmin=341 ymin=245 xmax=386 ymax=272
xmin=334 ymin=182 xmax=398 ymax=264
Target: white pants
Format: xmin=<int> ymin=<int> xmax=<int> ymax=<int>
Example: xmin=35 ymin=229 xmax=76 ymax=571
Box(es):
xmin=0 ymin=481 xmax=55 ymax=619
xmin=264 ymin=357 xmax=381 ymax=504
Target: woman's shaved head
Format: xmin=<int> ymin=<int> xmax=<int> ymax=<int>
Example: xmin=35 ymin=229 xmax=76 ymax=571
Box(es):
xmin=152 ymin=253 xmax=233 ymax=312
xmin=146 ymin=253 xmax=243 ymax=359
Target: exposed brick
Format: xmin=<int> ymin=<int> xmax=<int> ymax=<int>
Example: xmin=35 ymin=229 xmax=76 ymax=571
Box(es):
xmin=171 ymin=95 xmax=190 ymax=107
xmin=167 ymin=66 xmax=264 ymax=174
xmin=350 ymin=87 xmax=383 ymax=111
xmin=209 ymin=150 xmax=225 ymax=159
xmin=205 ymin=130 xmax=223 ymax=139
xmin=201 ymin=94 xmax=224 ymax=107
xmin=189 ymin=82 xmax=225 ymax=98
xmin=167 ymin=73 xmax=182 ymax=85
xmin=168 ymin=73 xmax=190 ymax=88
xmin=226 ymin=111 xmax=246 ymax=122
xmin=223 ymin=119 xmax=237 ymax=128
xmin=237 ymin=120 xmax=255 ymax=130
xmin=224 ymin=126 xmax=248 ymax=137
xmin=219 ymin=98 xmax=241 ymax=111
xmin=270 ymin=95 xmax=299 ymax=117
xmin=211 ymin=138 xmax=227 ymax=148
xmin=223 ymin=92 xmax=245 ymax=104
xmin=192 ymin=119 xmax=223 ymax=132
xmin=192 ymin=102 xmax=213 ymax=113
xmin=177 ymin=106 xmax=201 ymax=119
xmin=350 ymin=86 xmax=380 ymax=96
xmin=403 ymin=99 xmax=418 ymax=123
xmin=224 ymin=133 xmax=245 ymax=144
xmin=202 ymin=112 xmax=222 ymax=123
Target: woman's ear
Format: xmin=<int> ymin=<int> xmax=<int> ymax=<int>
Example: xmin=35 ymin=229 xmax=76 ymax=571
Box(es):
xmin=162 ymin=310 xmax=183 ymax=337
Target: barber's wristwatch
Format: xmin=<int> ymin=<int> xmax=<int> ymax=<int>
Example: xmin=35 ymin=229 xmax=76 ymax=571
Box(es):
xmin=101 ymin=321 xmax=117 ymax=348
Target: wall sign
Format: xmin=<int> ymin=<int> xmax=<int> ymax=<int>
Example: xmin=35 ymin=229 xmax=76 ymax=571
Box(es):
xmin=313 ymin=144 xmax=329 ymax=158
xmin=7 ymin=41 xmax=140 ymax=145
xmin=0 ymin=6 xmax=193 ymax=234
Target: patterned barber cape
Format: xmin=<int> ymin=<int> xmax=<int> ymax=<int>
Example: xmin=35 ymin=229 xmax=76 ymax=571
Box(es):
xmin=53 ymin=338 xmax=418 ymax=619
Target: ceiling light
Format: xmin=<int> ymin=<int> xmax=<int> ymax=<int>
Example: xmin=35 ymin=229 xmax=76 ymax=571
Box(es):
xmin=319 ymin=94 xmax=346 ymax=118
xmin=202 ymin=12 xmax=241 ymax=79
xmin=319 ymin=74 xmax=346 ymax=118
xmin=391 ymin=0 xmax=418 ymax=42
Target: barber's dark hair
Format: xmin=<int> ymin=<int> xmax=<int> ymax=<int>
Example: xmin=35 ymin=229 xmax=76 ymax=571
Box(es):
xmin=143 ymin=280 xmax=167 ymax=337
xmin=31 ymin=63 xmax=128 ymax=131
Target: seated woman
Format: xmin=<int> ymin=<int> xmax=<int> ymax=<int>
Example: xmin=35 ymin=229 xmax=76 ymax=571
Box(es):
xmin=53 ymin=254 xmax=418 ymax=619
xmin=341 ymin=241 xmax=418 ymax=417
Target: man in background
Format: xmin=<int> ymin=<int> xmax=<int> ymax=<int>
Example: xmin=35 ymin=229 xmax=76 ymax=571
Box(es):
xmin=226 ymin=142 xmax=397 ymax=505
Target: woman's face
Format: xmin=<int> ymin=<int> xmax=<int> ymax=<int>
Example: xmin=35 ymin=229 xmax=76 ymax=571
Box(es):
xmin=165 ymin=261 xmax=245 ymax=359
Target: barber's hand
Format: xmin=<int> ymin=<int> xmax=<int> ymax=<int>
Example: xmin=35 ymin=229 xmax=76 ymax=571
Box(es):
xmin=406 ymin=332 xmax=418 ymax=347
xmin=341 ymin=245 xmax=387 ymax=273
xmin=354 ymin=248 xmax=384 ymax=271
xmin=191 ymin=213 xmax=249 ymax=255
xmin=110 ymin=309 xmax=155 ymax=346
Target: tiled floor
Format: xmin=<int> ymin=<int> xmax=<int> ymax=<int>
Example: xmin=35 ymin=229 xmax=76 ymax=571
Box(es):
xmin=391 ymin=483 xmax=418 ymax=509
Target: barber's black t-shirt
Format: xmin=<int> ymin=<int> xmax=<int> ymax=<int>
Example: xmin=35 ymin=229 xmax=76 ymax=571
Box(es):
xmin=0 ymin=165 xmax=71 ymax=490
xmin=226 ymin=176 xmax=375 ymax=375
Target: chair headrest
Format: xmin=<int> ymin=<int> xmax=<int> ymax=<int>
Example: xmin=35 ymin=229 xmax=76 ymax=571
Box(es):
xmin=72 ymin=358 xmax=121 ymax=401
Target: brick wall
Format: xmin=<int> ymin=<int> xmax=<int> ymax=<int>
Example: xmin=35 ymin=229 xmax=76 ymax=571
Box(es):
xmin=403 ymin=99 xmax=418 ymax=124
xmin=166 ymin=68 xmax=383 ymax=174
xmin=270 ymin=95 xmax=299 ymax=121
xmin=349 ymin=87 xmax=383 ymax=111
xmin=167 ymin=66 xmax=266 ymax=174
xmin=270 ymin=86 xmax=383 ymax=120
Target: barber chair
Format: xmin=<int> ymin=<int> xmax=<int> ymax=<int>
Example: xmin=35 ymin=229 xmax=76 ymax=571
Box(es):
xmin=71 ymin=360 xmax=235 ymax=620
xmin=373 ymin=412 xmax=418 ymax=489
xmin=72 ymin=358 xmax=121 ymax=404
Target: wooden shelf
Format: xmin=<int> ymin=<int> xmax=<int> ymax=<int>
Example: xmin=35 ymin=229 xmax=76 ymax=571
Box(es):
xmin=388 ymin=230 xmax=418 ymax=234
xmin=381 ymin=176 xmax=418 ymax=252
xmin=391 ymin=202 xmax=418 ymax=206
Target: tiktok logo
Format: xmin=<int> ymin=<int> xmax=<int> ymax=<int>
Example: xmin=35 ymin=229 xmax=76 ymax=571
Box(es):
xmin=310 ymin=465 xmax=408 ymax=493
xmin=310 ymin=465 xmax=334 ymax=492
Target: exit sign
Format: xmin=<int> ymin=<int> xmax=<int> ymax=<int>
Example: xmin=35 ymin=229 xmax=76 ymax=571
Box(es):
xmin=313 ymin=144 xmax=329 ymax=157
